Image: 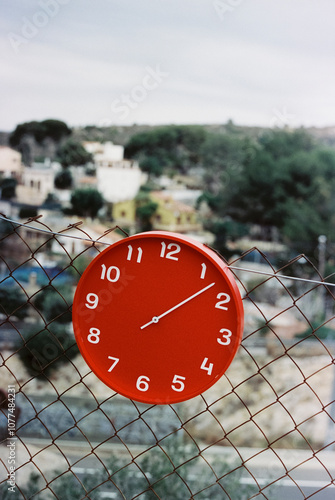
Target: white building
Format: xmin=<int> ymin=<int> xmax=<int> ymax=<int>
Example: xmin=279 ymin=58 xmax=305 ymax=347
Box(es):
xmin=19 ymin=160 xmax=61 ymax=205
xmin=0 ymin=146 xmax=23 ymax=180
xmin=83 ymin=141 xmax=124 ymax=162
xmin=84 ymin=141 xmax=145 ymax=203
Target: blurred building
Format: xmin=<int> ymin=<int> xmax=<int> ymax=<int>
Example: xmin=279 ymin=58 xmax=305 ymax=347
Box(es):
xmin=0 ymin=146 xmax=23 ymax=180
xmin=84 ymin=141 xmax=145 ymax=205
xmin=150 ymin=191 xmax=201 ymax=233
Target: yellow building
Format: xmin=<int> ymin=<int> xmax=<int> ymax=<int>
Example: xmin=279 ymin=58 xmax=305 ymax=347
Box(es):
xmin=112 ymin=190 xmax=201 ymax=233
xmin=112 ymin=199 xmax=137 ymax=227
xmin=150 ymin=191 xmax=201 ymax=233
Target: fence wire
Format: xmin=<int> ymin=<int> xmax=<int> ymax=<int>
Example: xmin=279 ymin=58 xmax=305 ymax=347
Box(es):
xmin=0 ymin=215 xmax=334 ymax=499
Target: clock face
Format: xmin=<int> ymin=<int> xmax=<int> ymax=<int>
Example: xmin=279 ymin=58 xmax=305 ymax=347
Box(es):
xmin=72 ymin=231 xmax=244 ymax=404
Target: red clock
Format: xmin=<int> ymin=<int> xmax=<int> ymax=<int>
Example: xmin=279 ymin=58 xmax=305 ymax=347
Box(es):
xmin=72 ymin=231 xmax=244 ymax=404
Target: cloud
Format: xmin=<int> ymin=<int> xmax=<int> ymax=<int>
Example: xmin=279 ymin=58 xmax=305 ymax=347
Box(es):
xmin=0 ymin=0 xmax=334 ymax=131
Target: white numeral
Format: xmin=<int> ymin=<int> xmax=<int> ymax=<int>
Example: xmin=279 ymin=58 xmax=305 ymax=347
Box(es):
xmin=217 ymin=328 xmax=232 ymax=345
xmin=100 ymin=264 xmax=120 ymax=282
xmin=171 ymin=375 xmax=185 ymax=392
xmin=107 ymin=356 xmax=120 ymax=372
xmin=127 ymin=245 xmax=143 ymax=263
xmin=136 ymin=375 xmax=150 ymax=392
xmin=215 ymin=293 xmax=230 ymax=310
xmin=200 ymin=357 xmax=213 ymax=375
xmin=160 ymin=242 xmax=181 ymax=261
xmin=200 ymin=263 xmax=207 ymax=279
xmin=85 ymin=293 xmax=99 ymax=309
xmin=87 ymin=327 xmax=100 ymax=344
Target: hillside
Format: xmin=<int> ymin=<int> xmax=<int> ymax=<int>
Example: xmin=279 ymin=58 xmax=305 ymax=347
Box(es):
xmin=1 ymin=122 xmax=335 ymax=150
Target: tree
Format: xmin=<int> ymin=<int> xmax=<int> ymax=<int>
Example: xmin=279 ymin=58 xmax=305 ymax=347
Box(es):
xmin=57 ymin=139 xmax=93 ymax=167
xmin=199 ymin=133 xmax=247 ymax=194
xmin=0 ymin=285 xmax=28 ymax=320
xmin=125 ymin=125 xmax=208 ymax=175
xmin=135 ymin=190 xmax=158 ymax=231
xmin=0 ymin=218 xmax=13 ymax=242
xmin=33 ymin=285 xmax=72 ymax=324
xmin=9 ymin=119 xmax=71 ymax=147
xmin=42 ymin=192 xmax=61 ymax=209
xmin=0 ymin=178 xmax=17 ymax=199
xmin=210 ymin=129 xmax=335 ymax=254
xmin=54 ymin=169 xmax=73 ymax=189
xmin=16 ymin=322 xmax=78 ymax=378
xmin=19 ymin=206 xmax=38 ymax=219
xmin=139 ymin=156 xmax=163 ymax=177
xmin=70 ymin=188 xmax=104 ymax=218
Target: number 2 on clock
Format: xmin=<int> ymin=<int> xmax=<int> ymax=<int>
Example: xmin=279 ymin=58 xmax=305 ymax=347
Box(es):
xmin=160 ymin=242 xmax=181 ymax=261
xmin=215 ymin=292 xmax=230 ymax=310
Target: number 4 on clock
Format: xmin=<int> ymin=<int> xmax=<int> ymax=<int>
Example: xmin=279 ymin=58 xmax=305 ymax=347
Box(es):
xmin=200 ymin=357 xmax=213 ymax=375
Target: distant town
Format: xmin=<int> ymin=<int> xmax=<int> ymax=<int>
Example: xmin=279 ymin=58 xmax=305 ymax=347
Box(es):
xmin=1 ymin=119 xmax=335 ymax=260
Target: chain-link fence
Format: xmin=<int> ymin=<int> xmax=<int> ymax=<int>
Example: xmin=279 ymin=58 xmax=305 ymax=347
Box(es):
xmin=0 ymin=214 xmax=334 ymax=499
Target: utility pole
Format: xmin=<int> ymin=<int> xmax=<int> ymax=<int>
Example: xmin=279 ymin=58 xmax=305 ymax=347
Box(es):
xmin=319 ymin=235 xmax=335 ymax=449
xmin=318 ymin=235 xmax=327 ymax=318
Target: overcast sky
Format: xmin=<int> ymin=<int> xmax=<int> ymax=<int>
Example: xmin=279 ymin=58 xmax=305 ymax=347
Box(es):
xmin=1 ymin=0 xmax=334 ymax=132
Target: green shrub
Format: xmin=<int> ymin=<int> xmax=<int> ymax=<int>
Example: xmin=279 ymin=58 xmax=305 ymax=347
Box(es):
xmin=16 ymin=322 xmax=78 ymax=378
xmin=18 ymin=206 xmax=38 ymax=219
xmin=0 ymin=285 xmax=29 ymax=320
xmin=33 ymin=285 xmax=72 ymax=323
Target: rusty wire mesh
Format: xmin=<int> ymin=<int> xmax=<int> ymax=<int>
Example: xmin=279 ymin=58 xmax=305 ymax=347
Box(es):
xmin=0 ymin=215 xmax=334 ymax=499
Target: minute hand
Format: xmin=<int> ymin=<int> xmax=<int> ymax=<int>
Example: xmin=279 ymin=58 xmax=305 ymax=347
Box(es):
xmin=140 ymin=282 xmax=215 ymax=330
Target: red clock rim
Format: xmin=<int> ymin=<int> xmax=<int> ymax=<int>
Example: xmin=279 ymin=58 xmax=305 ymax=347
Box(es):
xmin=72 ymin=230 xmax=244 ymax=404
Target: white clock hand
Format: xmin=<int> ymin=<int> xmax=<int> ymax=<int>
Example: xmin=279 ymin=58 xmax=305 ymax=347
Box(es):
xmin=140 ymin=282 xmax=215 ymax=330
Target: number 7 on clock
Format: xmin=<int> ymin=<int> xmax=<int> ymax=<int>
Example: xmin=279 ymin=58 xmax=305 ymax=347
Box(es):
xmin=108 ymin=356 xmax=120 ymax=372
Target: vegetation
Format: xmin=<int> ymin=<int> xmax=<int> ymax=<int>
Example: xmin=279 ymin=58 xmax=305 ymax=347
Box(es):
xmin=33 ymin=284 xmax=73 ymax=324
xmin=42 ymin=192 xmax=61 ymax=209
xmin=69 ymin=187 xmax=104 ymax=218
xmin=135 ymin=188 xmax=158 ymax=231
xmin=57 ymin=138 xmax=93 ymax=167
xmin=125 ymin=125 xmax=335 ymax=261
xmin=0 ymin=285 xmax=28 ymax=320
xmin=1 ymin=437 xmax=259 ymax=499
xmin=54 ymin=168 xmax=73 ymax=189
xmin=219 ymin=130 xmax=335 ymax=254
xmin=0 ymin=473 xmax=42 ymax=500
xmin=125 ymin=124 xmax=207 ymax=176
xmin=101 ymin=437 xmax=258 ymax=499
xmin=295 ymin=319 xmax=335 ymax=341
xmin=6 ymin=119 xmax=335 ymax=262
xmin=0 ymin=218 xmax=13 ymax=240
xmin=9 ymin=119 xmax=71 ymax=147
xmin=16 ymin=321 xmax=78 ymax=378
xmin=18 ymin=206 xmax=38 ymax=219
xmin=0 ymin=177 xmax=17 ymax=200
